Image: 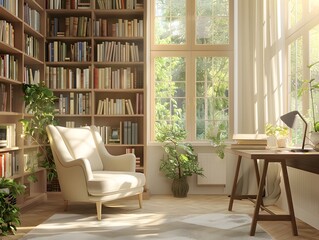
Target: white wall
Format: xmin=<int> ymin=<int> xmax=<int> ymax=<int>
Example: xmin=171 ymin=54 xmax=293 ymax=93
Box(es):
xmin=276 ymin=168 xmax=319 ymax=230
xmin=146 ymin=146 xmax=236 ymax=195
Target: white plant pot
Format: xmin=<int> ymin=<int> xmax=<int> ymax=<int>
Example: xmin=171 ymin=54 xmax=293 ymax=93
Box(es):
xmin=277 ymin=138 xmax=287 ymax=148
xmin=310 ymin=132 xmax=319 ymax=151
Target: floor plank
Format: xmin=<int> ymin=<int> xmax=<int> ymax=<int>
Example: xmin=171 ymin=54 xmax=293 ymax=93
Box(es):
xmin=3 ymin=193 xmax=319 ymax=240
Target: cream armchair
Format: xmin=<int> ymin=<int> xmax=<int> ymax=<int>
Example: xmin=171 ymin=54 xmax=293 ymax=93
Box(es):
xmin=46 ymin=125 xmax=146 ymax=220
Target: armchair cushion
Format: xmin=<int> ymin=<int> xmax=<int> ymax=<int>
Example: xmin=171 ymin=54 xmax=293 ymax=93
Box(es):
xmin=88 ymin=171 xmax=145 ymax=196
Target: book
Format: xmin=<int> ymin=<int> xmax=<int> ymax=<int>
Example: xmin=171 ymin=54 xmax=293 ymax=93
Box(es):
xmin=232 ymin=134 xmax=267 ymax=144
xmin=231 ymin=133 xmax=268 ymax=149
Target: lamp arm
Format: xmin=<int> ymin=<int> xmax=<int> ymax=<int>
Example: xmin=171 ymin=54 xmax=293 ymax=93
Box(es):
xmin=297 ymin=112 xmax=308 ymax=150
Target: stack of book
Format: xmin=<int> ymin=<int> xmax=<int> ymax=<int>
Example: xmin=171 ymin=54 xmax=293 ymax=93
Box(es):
xmin=231 ymin=134 xmax=268 ymax=149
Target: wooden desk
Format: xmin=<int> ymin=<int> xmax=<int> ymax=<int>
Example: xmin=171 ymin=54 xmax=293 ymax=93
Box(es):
xmin=227 ymin=149 xmax=319 ymax=236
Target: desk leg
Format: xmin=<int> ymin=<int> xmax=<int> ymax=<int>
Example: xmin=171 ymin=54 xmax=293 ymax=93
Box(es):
xmin=250 ymin=160 xmax=268 ymax=236
xmin=228 ymin=155 xmax=242 ymax=211
xmin=281 ymin=161 xmax=298 ymax=236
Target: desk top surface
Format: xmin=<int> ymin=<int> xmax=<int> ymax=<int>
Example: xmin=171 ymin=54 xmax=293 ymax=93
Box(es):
xmin=227 ymin=148 xmax=319 ymax=160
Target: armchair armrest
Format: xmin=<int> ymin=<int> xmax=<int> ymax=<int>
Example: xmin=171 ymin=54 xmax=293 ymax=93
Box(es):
xmin=60 ymin=158 xmax=94 ymax=180
xmin=100 ymin=153 xmax=136 ymax=172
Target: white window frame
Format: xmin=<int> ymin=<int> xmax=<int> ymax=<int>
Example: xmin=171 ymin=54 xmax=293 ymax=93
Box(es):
xmin=149 ymin=0 xmax=234 ymax=143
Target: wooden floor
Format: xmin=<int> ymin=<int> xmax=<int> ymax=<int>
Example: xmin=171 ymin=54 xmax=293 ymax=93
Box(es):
xmin=3 ymin=193 xmax=319 ymax=240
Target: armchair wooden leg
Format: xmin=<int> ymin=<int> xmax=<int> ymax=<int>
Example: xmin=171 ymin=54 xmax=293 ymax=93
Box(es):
xmin=64 ymin=200 xmax=68 ymax=211
xmin=138 ymin=193 xmax=143 ymax=208
xmin=96 ymin=202 xmax=102 ymax=221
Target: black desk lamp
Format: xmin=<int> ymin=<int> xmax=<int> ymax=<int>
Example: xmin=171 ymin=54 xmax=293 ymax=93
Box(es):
xmin=280 ymin=110 xmax=309 ymax=152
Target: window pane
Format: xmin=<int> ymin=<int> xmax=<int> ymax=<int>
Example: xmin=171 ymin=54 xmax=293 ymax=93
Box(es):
xmin=196 ymin=0 xmax=229 ymax=45
xmin=154 ymin=57 xmax=186 ymax=138
xmin=309 ymin=25 xmax=319 ymax=130
xmin=196 ymin=56 xmax=229 ymax=140
xmin=154 ymin=0 xmax=186 ymax=45
xmin=288 ymin=37 xmax=303 ymax=145
xmin=288 ymin=0 xmax=302 ymax=29
xmin=309 ymin=0 xmax=319 ymax=12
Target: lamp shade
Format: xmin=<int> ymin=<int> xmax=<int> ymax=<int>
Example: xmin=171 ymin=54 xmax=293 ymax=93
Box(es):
xmin=280 ymin=110 xmax=299 ymax=128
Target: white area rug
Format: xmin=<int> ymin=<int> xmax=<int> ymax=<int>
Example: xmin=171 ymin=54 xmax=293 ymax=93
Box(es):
xmin=22 ymin=212 xmax=271 ymax=239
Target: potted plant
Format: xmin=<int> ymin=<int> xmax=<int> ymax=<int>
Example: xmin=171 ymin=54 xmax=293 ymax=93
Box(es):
xmin=0 ymin=178 xmax=25 ymax=236
xmin=156 ymin=123 xmax=204 ymax=198
xmin=299 ymin=61 xmax=319 ymax=149
xmin=265 ymin=123 xmax=289 ymax=148
xmin=20 ymin=82 xmax=59 ymax=187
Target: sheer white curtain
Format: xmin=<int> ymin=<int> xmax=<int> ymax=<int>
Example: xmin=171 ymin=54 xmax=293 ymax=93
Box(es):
xmin=234 ymin=0 xmax=285 ymax=205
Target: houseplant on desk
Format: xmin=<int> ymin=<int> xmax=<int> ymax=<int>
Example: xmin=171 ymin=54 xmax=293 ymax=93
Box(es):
xmin=265 ymin=123 xmax=289 ymax=148
xmin=156 ymin=123 xmax=204 ymax=198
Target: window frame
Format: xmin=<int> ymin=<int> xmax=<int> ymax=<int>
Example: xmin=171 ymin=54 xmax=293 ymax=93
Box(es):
xmin=149 ymin=0 xmax=234 ymax=143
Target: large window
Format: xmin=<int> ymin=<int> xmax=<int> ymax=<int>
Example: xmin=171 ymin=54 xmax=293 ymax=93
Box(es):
xmin=150 ymin=0 xmax=233 ymax=142
xmin=287 ymin=0 xmax=319 ymax=146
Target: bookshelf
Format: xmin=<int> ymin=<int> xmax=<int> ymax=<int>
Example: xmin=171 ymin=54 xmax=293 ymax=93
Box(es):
xmin=0 ymin=0 xmax=47 ymax=208
xmin=45 ymin=0 xmax=147 ymax=191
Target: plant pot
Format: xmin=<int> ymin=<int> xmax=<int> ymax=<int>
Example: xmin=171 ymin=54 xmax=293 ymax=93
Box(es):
xmin=47 ymin=178 xmax=61 ymax=192
xmin=171 ymin=177 xmax=189 ymax=198
xmin=277 ymin=137 xmax=287 ymax=148
xmin=310 ymin=132 xmax=319 ymax=151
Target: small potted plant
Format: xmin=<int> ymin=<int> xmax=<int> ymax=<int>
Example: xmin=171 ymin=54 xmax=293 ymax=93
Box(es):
xmin=156 ymin=122 xmax=204 ymax=198
xmin=0 ymin=178 xmax=25 ymax=236
xmin=265 ymin=123 xmax=289 ymax=148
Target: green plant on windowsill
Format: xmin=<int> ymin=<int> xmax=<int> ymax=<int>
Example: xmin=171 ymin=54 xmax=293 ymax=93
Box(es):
xmin=298 ymin=61 xmax=319 ymax=150
xmin=156 ymin=122 xmax=204 ymax=198
xmin=0 ymin=178 xmax=25 ymax=236
xmin=205 ymin=122 xmax=227 ymax=159
xmin=298 ymin=61 xmax=319 ymax=132
xmin=19 ymin=82 xmax=58 ymax=183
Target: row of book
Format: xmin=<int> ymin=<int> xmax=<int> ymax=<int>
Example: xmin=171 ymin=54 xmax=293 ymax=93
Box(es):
xmin=96 ymin=0 xmax=143 ymax=10
xmin=96 ymin=98 xmax=134 ymax=115
xmin=0 ymin=124 xmax=16 ymax=148
xmin=231 ymin=134 xmax=268 ymax=149
xmin=110 ymin=19 xmax=144 ymax=38
xmin=96 ymin=41 xmax=140 ymax=62
xmin=46 ymin=41 xmax=91 ymax=62
xmin=45 ymin=66 xmax=143 ymax=90
xmin=24 ymin=34 xmax=40 ymax=59
xmin=47 ymin=16 xmax=91 ymax=37
xmin=0 ymin=83 xmax=8 ymax=112
xmin=96 ymin=93 xmax=143 ymax=115
xmin=0 ymin=54 xmax=18 ymax=81
xmin=0 ymin=152 xmax=18 ymax=178
xmin=0 ymin=20 xmax=14 ymax=47
xmin=46 ymin=0 xmax=91 ymax=9
xmin=94 ymin=67 xmax=140 ymax=89
xmin=45 ymin=66 xmax=90 ymax=89
xmin=123 ymin=121 xmax=138 ymax=144
xmin=57 ymin=92 xmax=91 ymax=115
xmin=125 ymin=147 xmax=142 ymax=168
xmin=0 ymin=0 xmax=18 ymax=16
xmin=24 ymin=67 xmax=40 ymax=85
xmin=24 ymin=3 xmax=41 ymax=33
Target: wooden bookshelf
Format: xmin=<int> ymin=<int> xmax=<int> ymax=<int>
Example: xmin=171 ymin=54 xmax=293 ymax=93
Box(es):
xmin=45 ymin=0 xmax=147 ymax=192
xmin=0 ymin=0 xmax=47 ymax=208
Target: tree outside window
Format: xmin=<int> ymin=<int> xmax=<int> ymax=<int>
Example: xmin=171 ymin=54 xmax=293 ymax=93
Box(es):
xmin=151 ymin=0 xmax=233 ymax=142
